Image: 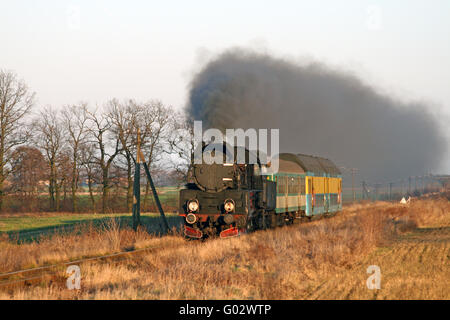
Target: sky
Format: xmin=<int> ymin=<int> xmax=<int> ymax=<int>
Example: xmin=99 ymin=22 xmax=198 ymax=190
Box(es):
xmin=1 ymin=0 xmax=449 ymax=171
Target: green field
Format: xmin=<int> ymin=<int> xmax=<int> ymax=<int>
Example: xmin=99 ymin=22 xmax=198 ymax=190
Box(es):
xmin=2 ymin=185 xmax=181 ymax=213
xmin=0 ymin=213 xmax=183 ymax=242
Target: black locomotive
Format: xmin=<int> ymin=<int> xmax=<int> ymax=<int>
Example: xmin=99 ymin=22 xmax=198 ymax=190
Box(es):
xmin=179 ymin=143 xmax=277 ymax=239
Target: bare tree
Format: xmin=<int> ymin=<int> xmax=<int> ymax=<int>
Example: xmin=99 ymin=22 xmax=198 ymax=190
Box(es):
xmin=33 ymin=106 xmax=66 ymax=211
xmin=87 ymin=103 xmax=122 ymax=213
xmin=0 ymin=70 xmax=35 ymax=211
xmin=137 ymin=100 xmax=173 ymax=210
xmin=9 ymin=146 xmax=46 ymax=196
xmin=79 ymin=142 xmax=98 ymax=212
xmin=167 ymin=113 xmax=195 ymax=182
xmin=57 ymin=149 xmax=73 ymax=209
xmin=107 ymin=99 xmax=174 ymax=212
xmin=61 ymin=103 xmax=89 ymax=212
xmin=107 ymin=99 xmax=136 ymax=213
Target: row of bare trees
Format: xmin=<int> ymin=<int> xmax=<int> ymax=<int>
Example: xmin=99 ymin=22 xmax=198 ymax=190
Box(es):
xmin=0 ymin=69 xmax=194 ymax=213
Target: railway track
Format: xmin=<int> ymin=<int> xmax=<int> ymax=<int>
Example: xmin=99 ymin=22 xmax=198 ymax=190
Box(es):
xmin=0 ymin=245 xmax=162 ymax=290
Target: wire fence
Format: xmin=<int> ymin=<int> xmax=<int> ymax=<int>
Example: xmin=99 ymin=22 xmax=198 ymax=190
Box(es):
xmin=342 ymin=177 xmax=444 ymax=204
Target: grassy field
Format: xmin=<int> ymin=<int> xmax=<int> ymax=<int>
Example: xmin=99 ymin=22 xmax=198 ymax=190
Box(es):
xmin=0 ymin=212 xmax=183 ymax=242
xmin=317 ymin=225 xmax=450 ymax=299
xmin=0 ymin=193 xmax=448 ymax=299
xmin=0 ymin=187 xmax=182 ymax=241
xmin=0 ymin=213 xmax=132 ymax=233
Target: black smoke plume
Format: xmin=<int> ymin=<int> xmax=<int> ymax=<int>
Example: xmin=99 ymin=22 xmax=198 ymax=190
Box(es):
xmin=186 ymin=48 xmax=448 ymax=183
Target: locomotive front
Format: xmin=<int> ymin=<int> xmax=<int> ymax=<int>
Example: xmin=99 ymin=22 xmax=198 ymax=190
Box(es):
xmin=179 ymin=143 xmax=275 ymax=239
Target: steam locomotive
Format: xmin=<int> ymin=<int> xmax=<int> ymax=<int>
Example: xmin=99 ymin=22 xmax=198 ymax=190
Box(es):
xmin=179 ymin=143 xmax=342 ymax=239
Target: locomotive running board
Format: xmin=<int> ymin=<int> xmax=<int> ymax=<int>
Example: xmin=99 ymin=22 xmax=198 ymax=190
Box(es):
xmin=220 ymin=227 xmax=240 ymax=239
xmin=184 ymin=226 xmax=203 ymax=239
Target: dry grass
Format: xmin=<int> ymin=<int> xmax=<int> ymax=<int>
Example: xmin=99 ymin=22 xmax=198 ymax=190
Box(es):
xmin=0 ymin=219 xmax=179 ymax=273
xmin=0 ymin=195 xmax=448 ymax=300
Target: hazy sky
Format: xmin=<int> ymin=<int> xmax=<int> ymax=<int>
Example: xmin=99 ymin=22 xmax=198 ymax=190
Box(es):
xmin=1 ymin=0 xmax=449 ymax=170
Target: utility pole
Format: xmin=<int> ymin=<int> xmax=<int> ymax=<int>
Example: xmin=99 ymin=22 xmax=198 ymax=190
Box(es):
xmin=132 ymin=129 xmax=142 ymax=231
xmin=362 ymin=181 xmax=370 ymax=200
xmin=132 ymin=128 xmax=170 ymax=234
xmin=142 ymin=161 xmax=170 ymax=233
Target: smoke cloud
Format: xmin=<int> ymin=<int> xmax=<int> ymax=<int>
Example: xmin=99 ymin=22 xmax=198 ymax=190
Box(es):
xmin=186 ymin=48 xmax=448 ymax=183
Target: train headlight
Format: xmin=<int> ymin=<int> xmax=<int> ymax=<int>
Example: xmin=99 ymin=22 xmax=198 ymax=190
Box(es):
xmin=186 ymin=213 xmax=197 ymax=224
xmin=187 ymin=199 xmax=199 ymax=212
xmin=224 ymin=199 xmax=235 ymax=213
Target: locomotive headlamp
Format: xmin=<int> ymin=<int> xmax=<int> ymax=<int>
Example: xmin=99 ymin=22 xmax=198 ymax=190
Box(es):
xmin=187 ymin=199 xmax=199 ymax=212
xmin=224 ymin=199 xmax=235 ymax=213
xmin=186 ymin=213 xmax=197 ymax=224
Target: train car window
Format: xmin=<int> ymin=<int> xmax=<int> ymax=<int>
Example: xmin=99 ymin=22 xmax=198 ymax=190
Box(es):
xmin=300 ymin=177 xmax=306 ymax=194
xmin=288 ymin=177 xmax=296 ymax=194
xmin=277 ymin=176 xmax=287 ymax=194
